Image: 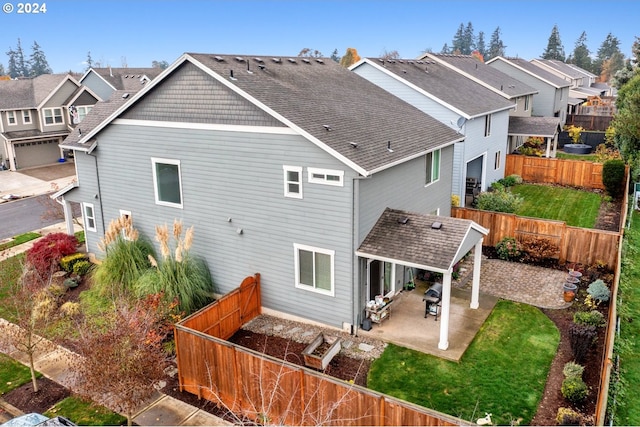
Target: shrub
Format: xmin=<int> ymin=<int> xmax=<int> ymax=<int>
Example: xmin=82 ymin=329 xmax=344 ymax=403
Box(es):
xmin=566 ymin=125 xmax=584 ymax=143
xmin=569 ymin=323 xmax=597 ymax=363
xmin=133 ymin=220 xmax=215 ymax=315
xmin=26 ymin=233 xmax=78 ymax=279
xmin=451 ymin=194 xmax=460 ymax=207
xmin=60 ymin=253 xmax=87 ymax=273
xmin=562 ymin=361 xmax=585 ymax=379
xmin=495 ymin=237 xmax=522 ymax=260
xmin=498 ymin=174 xmax=522 ymax=188
xmin=73 ymin=260 xmax=92 ymax=276
xmin=587 ymin=279 xmax=611 ymax=303
xmin=520 ymin=235 xmax=559 ymax=262
xmin=519 ymin=136 xmax=545 ymax=157
xmin=602 ymin=159 xmax=626 ymax=199
xmin=476 ymin=188 xmax=523 ymax=213
xmin=490 ymin=181 xmax=505 ymax=192
xmin=573 ymin=310 xmax=606 ymax=327
xmin=556 ymin=407 xmax=582 ymax=425
xmin=561 ymin=376 xmax=589 ymax=404
xmin=91 ymin=216 xmax=155 ymax=297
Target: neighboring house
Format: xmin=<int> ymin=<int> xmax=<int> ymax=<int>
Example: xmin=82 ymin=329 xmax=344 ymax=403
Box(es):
xmin=530 ymin=59 xmax=605 ymax=101
xmin=79 ymin=67 xmax=163 ymax=101
xmin=59 ymin=53 xmax=488 ymax=350
xmin=419 ymin=54 xmax=563 ymax=158
xmin=421 ymin=53 xmax=539 ymax=119
xmin=350 ymin=57 xmax=514 ymax=207
xmin=486 ymin=56 xmax=571 ymax=122
xmin=0 ymin=74 xmax=100 ymax=170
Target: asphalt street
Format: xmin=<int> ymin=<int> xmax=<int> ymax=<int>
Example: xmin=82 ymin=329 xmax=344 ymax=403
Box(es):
xmin=0 ymin=195 xmax=59 ymax=240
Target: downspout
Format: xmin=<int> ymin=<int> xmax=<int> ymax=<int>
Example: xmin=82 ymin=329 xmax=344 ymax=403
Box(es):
xmin=87 ymin=146 xmax=105 ymax=240
xmin=351 ymin=174 xmax=372 ymax=336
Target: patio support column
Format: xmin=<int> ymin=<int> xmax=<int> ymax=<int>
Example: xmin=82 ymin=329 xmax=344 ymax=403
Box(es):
xmin=545 ymin=137 xmax=551 ymax=158
xmin=470 ymin=238 xmax=483 ymax=309
xmin=61 ymin=198 xmax=75 ymax=235
xmin=438 ymin=270 xmax=452 ymax=350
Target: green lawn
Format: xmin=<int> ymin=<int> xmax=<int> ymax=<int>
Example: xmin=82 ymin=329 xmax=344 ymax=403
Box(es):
xmin=0 ymin=353 xmax=36 ymax=394
xmin=0 ymin=254 xmax=24 ymax=321
xmin=613 ymin=211 xmax=640 ymax=424
xmin=45 ymin=396 xmax=127 ymax=426
xmin=511 ymin=184 xmax=602 ymax=228
xmin=556 ymin=152 xmax=598 ymax=162
xmin=367 ymin=301 xmax=559 ymax=426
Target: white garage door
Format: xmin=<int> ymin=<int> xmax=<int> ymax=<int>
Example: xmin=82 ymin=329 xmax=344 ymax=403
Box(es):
xmin=14 ymin=139 xmax=61 ymax=169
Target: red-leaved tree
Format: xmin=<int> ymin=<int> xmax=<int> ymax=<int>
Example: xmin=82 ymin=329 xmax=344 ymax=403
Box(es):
xmin=26 ymin=232 xmax=78 ymax=279
xmin=68 ymin=294 xmax=173 ymax=426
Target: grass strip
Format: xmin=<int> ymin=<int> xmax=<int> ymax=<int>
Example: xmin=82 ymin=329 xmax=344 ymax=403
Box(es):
xmin=0 ymin=232 xmax=41 ymax=251
xmin=367 ymin=300 xmax=559 ymax=426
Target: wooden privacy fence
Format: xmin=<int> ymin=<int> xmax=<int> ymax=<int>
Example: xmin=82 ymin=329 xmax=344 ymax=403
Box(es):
xmin=566 ymin=114 xmax=613 ymax=131
xmin=505 ymin=155 xmax=605 ymax=190
xmin=451 ymin=208 xmax=620 ymax=270
xmin=174 ymin=274 xmax=461 ymax=426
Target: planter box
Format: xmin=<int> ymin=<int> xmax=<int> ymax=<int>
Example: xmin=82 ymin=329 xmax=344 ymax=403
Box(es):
xmin=302 ymin=333 xmax=341 ymax=370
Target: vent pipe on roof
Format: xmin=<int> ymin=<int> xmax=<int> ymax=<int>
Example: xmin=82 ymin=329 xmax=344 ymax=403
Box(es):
xmin=387 ymin=141 xmax=393 ymax=153
xmin=431 ymin=222 xmax=442 ymax=230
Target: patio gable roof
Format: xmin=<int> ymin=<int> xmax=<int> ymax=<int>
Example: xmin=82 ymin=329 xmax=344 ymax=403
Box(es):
xmin=356 ymin=208 xmax=488 ymax=273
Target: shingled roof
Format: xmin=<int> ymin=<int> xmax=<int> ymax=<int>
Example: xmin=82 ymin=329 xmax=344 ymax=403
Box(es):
xmin=60 ymin=90 xmax=134 ymax=149
xmin=487 ymin=57 xmax=570 ymax=88
xmin=356 ymin=57 xmax=514 ymax=118
xmin=508 ymin=116 xmax=561 ymax=138
xmin=86 ymin=68 xmax=163 ymax=92
xmin=0 ymin=74 xmax=75 ymax=110
xmin=425 ymin=53 xmax=539 ymax=99
xmin=75 ymin=53 xmax=464 ymax=176
xmin=356 ymin=207 xmax=488 ymax=272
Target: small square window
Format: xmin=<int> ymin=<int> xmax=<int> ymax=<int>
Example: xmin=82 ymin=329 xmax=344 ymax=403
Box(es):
xmin=7 ymin=111 xmax=16 ymax=125
xmin=22 ymin=110 xmax=31 ymax=124
xmin=283 ymin=165 xmax=303 ymax=198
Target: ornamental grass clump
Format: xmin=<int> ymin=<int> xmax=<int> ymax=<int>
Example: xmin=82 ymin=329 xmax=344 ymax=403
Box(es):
xmin=133 ymin=220 xmax=215 ymax=315
xmin=91 ymin=216 xmax=155 ymax=297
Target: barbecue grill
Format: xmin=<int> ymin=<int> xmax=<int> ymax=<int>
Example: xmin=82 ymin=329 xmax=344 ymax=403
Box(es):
xmin=422 ymin=282 xmax=442 ymax=320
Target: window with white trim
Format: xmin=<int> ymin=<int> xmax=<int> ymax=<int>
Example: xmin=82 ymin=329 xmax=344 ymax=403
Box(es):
xmin=425 ymin=149 xmax=441 ymax=185
xmin=524 ymin=95 xmax=530 ymax=112
xmin=7 ymin=111 xmax=16 ymax=125
xmin=119 ymin=210 xmax=132 ymax=240
xmin=294 ymin=243 xmax=334 ymax=296
xmin=22 ymin=110 xmax=31 ymax=124
xmin=151 ymin=158 xmax=183 ymax=208
xmin=283 ymin=165 xmax=302 ymax=198
xmin=70 ymin=106 xmax=92 ymax=124
xmin=43 ymin=107 xmax=63 ymax=125
xmin=484 ymin=114 xmax=492 ymax=137
xmin=83 ymin=202 xmax=97 ymax=232
xmin=495 ymin=151 xmax=501 ymax=170
xmin=307 ymin=168 xmax=344 ymax=186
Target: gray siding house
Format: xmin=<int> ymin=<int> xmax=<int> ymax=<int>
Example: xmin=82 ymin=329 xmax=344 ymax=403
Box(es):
xmin=79 ymin=67 xmax=162 ymax=101
xmin=0 ymin=74 xmax=100 ymax=170
xmin=60 ymin=53 xmax=486 ymax=346
xmin=486 ymin=56 xmax=571 ymax=123
xmin=350 ymin=57 xmax=514 ymax=207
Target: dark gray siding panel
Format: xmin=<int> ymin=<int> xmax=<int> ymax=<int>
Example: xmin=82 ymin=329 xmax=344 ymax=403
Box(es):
xmin=82 ymin=73 xmax=114 ymax=101
xmin=89 ymin=123 xmax=354 ymax=328
xmin=74 ymin=91 xmax=98 ymax=106
xmin=121 ymin=63 xmax=285 ymax=127
xmin=358 ymin=144 xmax=454 ymax=244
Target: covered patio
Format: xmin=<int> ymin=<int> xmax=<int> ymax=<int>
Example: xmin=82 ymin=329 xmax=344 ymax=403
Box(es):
xmin=356 ymin=208 xmax=489 ymax=358
xmin=508 ymin=116 xmax=562 ymax=158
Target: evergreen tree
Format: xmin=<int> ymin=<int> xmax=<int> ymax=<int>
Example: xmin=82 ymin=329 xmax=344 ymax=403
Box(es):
xmin=451 ymin=23 xmax=465 ymax=54
xmin=487 ymin=27 xmax=506 ymax=61
xmin=594 ymin=33 xmax=624 ymax=78
xmin=462 ymin=22 xmax=475 ymax=55
xmin=631 ymin=36 xmax=640 ymax=68
xmin=440 ymin=43 xmax=451 ymax=54
xmin=0 ymin=63 xmax=5 ymax=76
xmin=14 ymin=38 xmax=29 ymax=77
xmin=29 ymin=41 xmax=52 ymax=76
xmin=568 ymin=31 xmax=592 ymax=72
xmin=542 ymin=25 xmax=565 ymax=61
xmin=86 ymin=51 xmax=93 ymax=70
xmin=6 ymin=47 xmax=18 ymax=78
xmin=330 ymin=49 xmax=340 ymax=63
xmin=476 ymin=31 xmax=487 ymax=58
